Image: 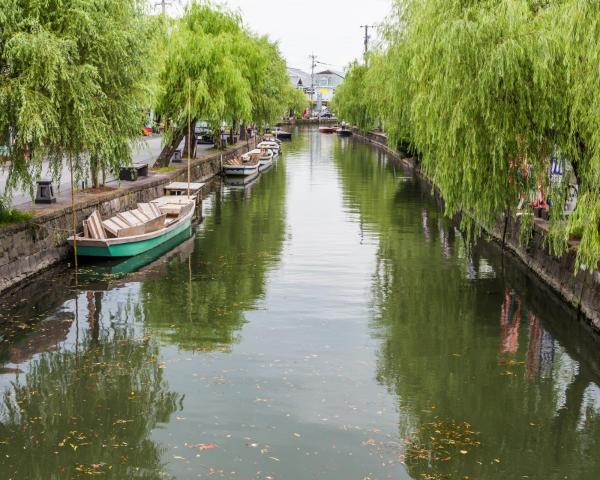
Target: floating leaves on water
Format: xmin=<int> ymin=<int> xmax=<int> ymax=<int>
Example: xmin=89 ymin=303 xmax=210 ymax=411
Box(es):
xmin=187 ymin=443 xmax=218 ymax=451
xmin=403 ymin=418 xmax=481 ymax=466
xmin=112 ymin=419 xmax=133 ymax=425
xmin=75 ymin=463 xmax=112 ymax=475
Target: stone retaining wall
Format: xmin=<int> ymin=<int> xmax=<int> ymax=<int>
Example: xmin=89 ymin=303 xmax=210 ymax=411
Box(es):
xmin=352 ymin=128 xmax=600 ymax=333
xmin=0 ymin=143 xmax=249 ymax=294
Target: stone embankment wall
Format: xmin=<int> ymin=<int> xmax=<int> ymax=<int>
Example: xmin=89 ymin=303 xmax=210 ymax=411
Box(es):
xmin=0 ymin=143 xmax=248 ymax=294
xmin=353 ymin=128 xmax=600 ymax=333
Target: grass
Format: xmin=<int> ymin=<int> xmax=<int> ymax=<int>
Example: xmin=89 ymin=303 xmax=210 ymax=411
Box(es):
xmin=0 ymin=208 xmax=34 ymax=228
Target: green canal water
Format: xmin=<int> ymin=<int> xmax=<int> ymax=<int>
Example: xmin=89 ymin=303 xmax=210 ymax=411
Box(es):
xmin=0 ymin=128 xmax=599 ymax=479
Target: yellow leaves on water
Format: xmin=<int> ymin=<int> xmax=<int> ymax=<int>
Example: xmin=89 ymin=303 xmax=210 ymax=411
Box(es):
xmin=75 ymin=463 xmax=112 ymax=475
xmin=112 ymin=419 xmax=133 ymax=425
xmin=404 ymin=418 xmax=481 ymax=466
xmin=498 ymin=358 xmax=525 ymax=376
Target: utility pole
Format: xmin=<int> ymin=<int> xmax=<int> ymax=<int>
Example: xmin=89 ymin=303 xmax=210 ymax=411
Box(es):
xmin=360 ymin=25 xmax=375 ymax=61
xmin=309 ymin=53 xmax=317 ymax=112
xmin=156 ymin=0 xmax=171 ymax=16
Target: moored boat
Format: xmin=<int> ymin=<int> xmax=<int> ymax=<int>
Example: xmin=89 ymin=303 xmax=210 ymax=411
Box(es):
xmin=223 ymin=154 xmax=260 ymax=177
xmin=336 ymin=123 xmax=353 ymax=137
xmin=319 ymin=126 xmax=336 ymax=134
xmin=262 ymin=133 xmax=282 ymax=146
xmin=251 ymin=147 xmax=274 ymax=171
xmin=68 ymin=197 xmax=196 ymax=258
xmin=275 ymin=129 xmax=292 ymax=140
xmin=257 ymin=140 xmax=280 ymax=156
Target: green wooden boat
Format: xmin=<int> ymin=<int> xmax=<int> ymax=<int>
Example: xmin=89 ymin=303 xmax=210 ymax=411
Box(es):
xmin=68 ymin=197 xmax=196 ymax=258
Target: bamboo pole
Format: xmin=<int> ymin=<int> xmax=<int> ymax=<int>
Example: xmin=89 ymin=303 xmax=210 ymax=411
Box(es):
xmin=69 ymin=154 xmax=78 ymax=272
xmin=187 ymin=78 xmax=191 ymax=199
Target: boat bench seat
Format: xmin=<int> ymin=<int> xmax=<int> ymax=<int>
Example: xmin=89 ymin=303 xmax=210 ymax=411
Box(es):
xmin=85 ymin=210 xmax=106 ymax=240
xmin=157 ymin=204 xmax=184 ymax=216
xmin=117 ymin=210 xmax=146 ymax=227
xmin=138 ymin=202 xmax=162 ymax=219
xmin=103 ymin=218 xmax=144 ymax=238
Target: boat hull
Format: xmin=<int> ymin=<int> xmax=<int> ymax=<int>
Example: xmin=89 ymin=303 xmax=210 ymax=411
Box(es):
xmin=337 ymin=129 xmax=353 ymax=137
xmin=259 ymin=158 xmax=273 ymax=172
xmin=71 ymin=208 xmax=195 ymax=258
xmin=224 ymin=172 xmax=259 ymax=186
xmin=223 ymin=164 xmax=259 ymax=176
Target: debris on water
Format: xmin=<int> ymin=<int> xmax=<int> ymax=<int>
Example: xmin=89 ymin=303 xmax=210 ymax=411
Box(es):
xmin=396 ymin=418 xmax=481 ymax=469
xmin=187 ymin=443 xmax=218 ymax=451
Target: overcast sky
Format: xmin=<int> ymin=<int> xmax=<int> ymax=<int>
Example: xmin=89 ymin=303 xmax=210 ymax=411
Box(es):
xmin=162 ymin=0 xmax=392 ymax=73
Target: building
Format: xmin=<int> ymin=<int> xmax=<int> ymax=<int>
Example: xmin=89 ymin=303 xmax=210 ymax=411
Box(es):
xmin=313 ymin=69 xmax=345 ymax=103
xmin=287 ymin=67 xmax=345 ymax=108
xmin=288 ymin=67 xmax=311 ymax=90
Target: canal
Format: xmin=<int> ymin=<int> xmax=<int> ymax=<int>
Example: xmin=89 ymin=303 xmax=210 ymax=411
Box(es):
xmin=0 ymin=128 xmax=599 ymax=479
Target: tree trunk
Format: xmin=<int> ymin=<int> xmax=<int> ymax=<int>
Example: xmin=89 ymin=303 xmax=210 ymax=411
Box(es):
xmin=155 ymin=128 xmax=185 ymax=168
xmin=183 ymin=124 xmax=198 ymax=159
xmin=90 ymin=155 xmax=100 ymax=189
xmin=230 ymin=120 xmax=238 ymax=145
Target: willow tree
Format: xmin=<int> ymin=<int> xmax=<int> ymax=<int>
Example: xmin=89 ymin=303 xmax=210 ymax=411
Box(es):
xmin=0 ymin=0 xmax=153 ymax=193
xmin=286 ymin=85 xmax=309 ymax=118
xmin=335 ymin=0 xmax=600 ymax=268
xmin=400 ymin=1 xmax=566 ymax=237
xmin=553 ymin=0 xmax=600 ymax=269
xmin=156 ymin=2 xmax=252 ymax=159
xmin=156 ymin=1 xmax=298 ymax=162
xmin=241 ymin=36 xmax=303 ymax=128
xmin=331 ymin=61 xmax=374 ymax=131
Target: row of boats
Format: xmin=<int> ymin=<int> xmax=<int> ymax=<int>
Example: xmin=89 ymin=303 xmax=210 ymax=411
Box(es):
xmin=222 ymin=135 xmax=283 ymax=181
xmin=68 ymin=135 xmax=286 ymax=259
xmin=66 ymin=127 xmax=298 ymax=260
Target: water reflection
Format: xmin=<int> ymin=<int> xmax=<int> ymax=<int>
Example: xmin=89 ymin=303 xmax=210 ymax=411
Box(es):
xmin=334 ymin=138 xmax=600 ymax=479
xmin=139 ymin=160 xmax=286 ymax=351
xmin=0 ymin=130 xmax=599 ymax=479
xmin=0 ymin=293 xmax=180 ymax=479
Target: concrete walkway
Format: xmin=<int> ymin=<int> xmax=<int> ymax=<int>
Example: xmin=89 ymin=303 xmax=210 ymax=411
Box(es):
xmin=7 ymin=141 xmax=222 ymax=218
xmin=1 ymin=136 xmax=166 ymax=208
xmin=2 ymin=137 xmax=219 ymax=212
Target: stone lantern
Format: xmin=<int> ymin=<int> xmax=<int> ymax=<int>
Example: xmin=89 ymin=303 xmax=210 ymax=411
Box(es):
xmin=35 ymin=180 xmax=56 ymax=204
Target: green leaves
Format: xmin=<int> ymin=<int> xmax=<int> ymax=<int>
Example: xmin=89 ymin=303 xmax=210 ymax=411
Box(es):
xmin=0 ymin=0 xmax=153 ymax=192
xmin=334 ymin=0 xmax=600 ymax=272
xmin=156 ymin=1 xmax=297 ymax=139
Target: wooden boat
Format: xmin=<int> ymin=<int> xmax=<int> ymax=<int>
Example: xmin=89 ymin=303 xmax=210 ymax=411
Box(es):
xmin=336 ymin=124 xmax=353 ymax=137
xmin=223 ymin=155 xmax=260 ymax=177
xmin=224 ymin=173 xmax=259 ymax=187
xmin=257 ymin=141 xmax=280 ymax=156
xmin=275 ymin=129 xmax=292 ymax=140
xmin=262 ymin=133 xmax=282 ymax=146
xmin=81 ymin=226 xmax=194 ymax=277
xmin=319 ymin=126 xmax=336 ymax=134
xmin=242 ymin=148 xmax=273 ymax=170
xmin=68 ymin=197 xmax=196 ymax=257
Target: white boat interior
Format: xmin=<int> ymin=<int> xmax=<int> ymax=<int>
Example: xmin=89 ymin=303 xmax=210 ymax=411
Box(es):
xmin=257 ymin=141 xmax=280 ymax=152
